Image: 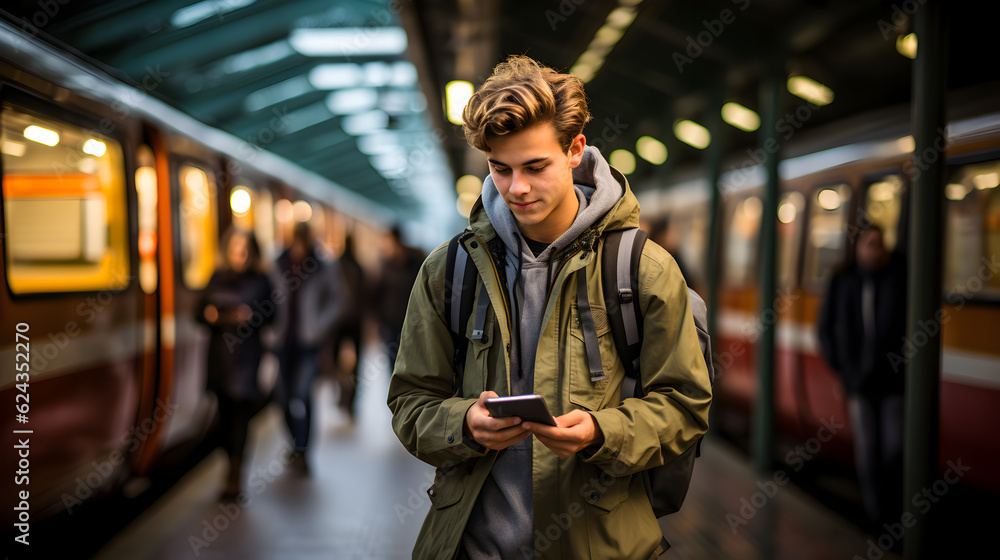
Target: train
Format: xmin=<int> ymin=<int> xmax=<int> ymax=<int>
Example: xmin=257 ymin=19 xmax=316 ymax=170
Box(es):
xmin=636 ymin=83 xmax=1000 ymax=494
xmin=0 ymin=20 xmax=393 ymax=533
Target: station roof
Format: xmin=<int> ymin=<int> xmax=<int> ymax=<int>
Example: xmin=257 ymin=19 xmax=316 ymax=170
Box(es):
xmin=0 ymin=0 xmax=457 ymax=230
xmin=410 ymin=0 xmax=999 ymax=195
xmin=2 ymin=0 xmax=996 ymax=224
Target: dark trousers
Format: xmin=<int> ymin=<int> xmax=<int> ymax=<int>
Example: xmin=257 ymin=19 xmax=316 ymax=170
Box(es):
xmin=847 ymin=391 xmax=904 ymax=527
xmin=331 ymin=321 xmax=363 ymax=419
xmin=216 ymin=394 xmax=258 ymax=459
xmin=279 ymin=346 xmax=319 ymax=452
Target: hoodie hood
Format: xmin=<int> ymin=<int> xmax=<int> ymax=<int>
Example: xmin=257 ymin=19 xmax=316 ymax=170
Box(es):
xmin=479 ymin=145 xmax=632 ymax=261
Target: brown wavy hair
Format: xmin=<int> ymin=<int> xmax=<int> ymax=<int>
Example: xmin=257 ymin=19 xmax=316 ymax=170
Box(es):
xmin=462 ymin=55 xmax=592 ymax=152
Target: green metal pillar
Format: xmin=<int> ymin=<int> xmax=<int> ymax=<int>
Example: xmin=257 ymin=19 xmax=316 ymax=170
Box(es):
xmin=904 ymin=1 xmax=947 ymax=558
xmin=705 ymin=87 xmax=724 ymax=342
xmin=753 ymin=59 xmax=782 ymax=474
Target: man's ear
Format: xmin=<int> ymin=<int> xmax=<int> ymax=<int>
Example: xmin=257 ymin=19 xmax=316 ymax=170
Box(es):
xmin=567 ymin=134 xmax=586 ymax=168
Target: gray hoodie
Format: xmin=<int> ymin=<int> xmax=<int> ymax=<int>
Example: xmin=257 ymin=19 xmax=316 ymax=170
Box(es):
xmin=460 ymin=146 xmax=624 ymax=559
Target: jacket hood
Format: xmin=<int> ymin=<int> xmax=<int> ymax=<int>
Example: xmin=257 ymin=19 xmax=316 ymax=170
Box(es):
xmin=471 ymin=146 xmax=640 ymax=255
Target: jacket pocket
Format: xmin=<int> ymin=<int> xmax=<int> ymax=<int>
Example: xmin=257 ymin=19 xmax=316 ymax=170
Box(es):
xmin=427 ymin=464 xmax=466 ymax=510
xmin=569 ymin=303 xmax=620 ymax=411
xmin=579 ymin=463 xmax=631 ymax=513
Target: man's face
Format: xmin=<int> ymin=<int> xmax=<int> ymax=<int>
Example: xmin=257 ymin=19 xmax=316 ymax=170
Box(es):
xmin=486 ymin=122 xmax=586 ymax=243
xmin=856 ymin=228 xmax=887 ymax=271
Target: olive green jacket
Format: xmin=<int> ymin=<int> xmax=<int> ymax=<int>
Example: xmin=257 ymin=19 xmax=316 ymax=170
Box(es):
xmin=387 ymin=178 xmax=712 ymax=559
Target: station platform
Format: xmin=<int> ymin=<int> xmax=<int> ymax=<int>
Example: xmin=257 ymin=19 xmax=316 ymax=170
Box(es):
xmin=86 ymin=345 xmax=899 ymax=560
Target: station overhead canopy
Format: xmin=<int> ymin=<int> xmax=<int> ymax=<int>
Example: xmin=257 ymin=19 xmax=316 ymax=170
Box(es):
xmin=408 ymin=0 xmax=1000 ymax=192
xmin=3 ymin=0 xmax=997 ymax=221
xmin=0 ymin=0 xmax=457 ymax=225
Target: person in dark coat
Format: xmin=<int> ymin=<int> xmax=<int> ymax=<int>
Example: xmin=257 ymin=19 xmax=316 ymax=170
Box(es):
xmin=817 ymin=224 xmax=907 ymax=529
xmin=274 ymin=222 xmax=344 ymax=471
xmin=374 ymin=226 xmax=425 ymax=367
xmin=197 ymin=227 xmax=276 ymax=499
xmin=330 ymin=233 xmax=366 ymax=425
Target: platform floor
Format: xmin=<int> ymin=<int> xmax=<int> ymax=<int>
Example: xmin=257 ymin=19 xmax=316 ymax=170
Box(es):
xmin=89 ymin=343 xmax=902 ymax=560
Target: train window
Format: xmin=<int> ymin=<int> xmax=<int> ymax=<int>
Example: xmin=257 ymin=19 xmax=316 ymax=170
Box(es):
xmin=1 ymin=105 xmax=130 ymax=294
xmin=777 ymin=191 xmax=805 ymax=287
xmin=862 ymin=174 xmax=905 ymax=251
xmin=722 ymin=194 xmax=762 ymax=288
xmin=135 ymin=145 xmax=158 ymax=294
xmin=177 ymin=163 xmax=218 ymax=290
xmin=803 ymin=183 xmax=851 ymax=293
xmin=945 ymin=160 xmax=1000 ymax=297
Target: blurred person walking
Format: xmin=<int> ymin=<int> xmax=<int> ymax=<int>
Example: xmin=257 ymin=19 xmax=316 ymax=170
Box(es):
xmin=818 ymin=224 xmax=908 ymax=530
xmin=374 ymin=226 xmax=425 ymax=367
xmin=329 ymin=233 xmax=366 ymax=428
xmin=275 ymin=221 xmax=344 ymax=471
xmin=197 ymin=227 xmax=276 ymax=499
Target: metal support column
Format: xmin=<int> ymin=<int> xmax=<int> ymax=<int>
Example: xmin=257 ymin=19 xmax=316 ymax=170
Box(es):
xmin=753 ymin=60 xmax=782 ymax=474
xmin=904 ymin=1 xmax=947 ymax=558
xmin=705 ymin=87 xmax=724 ymax=342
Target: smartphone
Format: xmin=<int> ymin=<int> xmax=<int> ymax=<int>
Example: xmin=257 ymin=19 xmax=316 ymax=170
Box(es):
xmin=484 ymin=394 xmax=557 ymax=426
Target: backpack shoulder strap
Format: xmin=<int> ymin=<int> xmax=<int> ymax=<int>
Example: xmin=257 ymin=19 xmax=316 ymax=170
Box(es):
xmin=602 ymin=228 xmax=647 ymax=402
xmin=444 ymin=231 xmax=480 ymax=391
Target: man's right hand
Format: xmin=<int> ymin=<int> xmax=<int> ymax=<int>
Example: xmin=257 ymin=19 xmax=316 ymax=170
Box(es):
xmin=464 ymin=391 xmax=531 ymax=451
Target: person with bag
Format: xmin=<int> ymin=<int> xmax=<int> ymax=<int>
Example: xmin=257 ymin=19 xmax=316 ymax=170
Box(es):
xmin=197 ymin=227 xmax=276 ymax=500
xmin=387 ymin=55 xmax=712 ymax=559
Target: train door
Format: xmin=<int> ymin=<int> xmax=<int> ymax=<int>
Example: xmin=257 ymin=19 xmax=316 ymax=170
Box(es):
xmin=774 ymin=190 xmax=808 ymax=440
xmin=156 ymin=152 xmax=220 ymax=452
xmin=799 ymin=182 xmax=854 ymax=458
xmin=0 ymin=93 xmax=146 ymax=514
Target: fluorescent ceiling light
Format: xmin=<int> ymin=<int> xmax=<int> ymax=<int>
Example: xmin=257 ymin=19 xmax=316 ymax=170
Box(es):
xmin=674 ymin=120 xmax=711 ymax=149
xmin=327 ymin=88 xmax=378 ymax=114
xmin=342 ymin=110 xmax=389 ymax=135
xmin=357 ymin=132 xmax=399 ymax=156
xmin=230 ymin=188 xmax=252 ymax=216
xmin=721 ymin=102 xmax=760 ymax=132
xmin=24 ymin=125 xmax=59 ymax=146
xmin=635 ymin=136 xmax=667 ymax=165
xmin=609 ymin=149 xmax=636 ymax=174
xmin=245 ymin=76 xmax=314 ymax=112
xmin=218 ymin=40 xmax=294 ymax=75
xmin=172 ymin=0 xmax=256 ymax=29
xmin=290 ymin=27 xmax=408 ymax=57
xmin=380 ymin=90 xmax=426 ymax=115
xmin=308 ymin=64 xmax=365 ymax=90
xmin=391 ymin=62 xmax=418 ymax=87
xmin=282 ymin=102 xmax=335 ymax=135
xmin=446 ymin=80 xmax=473 ymax=125
xmin=896 ymin=33 xmax=917 ymax=59
xmin=787 ymin=75 xmax=834 ymax=106
xmin=83 ymin=139 xmax=107 ymax=157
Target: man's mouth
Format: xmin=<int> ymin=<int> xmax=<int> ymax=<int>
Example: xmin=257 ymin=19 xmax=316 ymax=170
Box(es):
xmin=510 ymin=200 xmax=538 ymax=209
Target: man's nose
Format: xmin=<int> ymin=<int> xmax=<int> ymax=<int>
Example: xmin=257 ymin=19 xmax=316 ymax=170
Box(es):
xmin=509 ymin=170 xmax=530 ymax=196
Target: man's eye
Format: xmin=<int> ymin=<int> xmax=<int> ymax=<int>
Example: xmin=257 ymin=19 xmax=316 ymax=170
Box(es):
xmin=528 ymin=166 xmax=547 ymax=173
xmin=494 ymin=167 xmax=511 ymax=174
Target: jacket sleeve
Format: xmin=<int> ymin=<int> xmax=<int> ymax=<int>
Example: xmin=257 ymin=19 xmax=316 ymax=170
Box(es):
xmin=583 ymin=247 xmax=713 ymax=475
xmin=386 ymin=244 xmax=489 ymax=468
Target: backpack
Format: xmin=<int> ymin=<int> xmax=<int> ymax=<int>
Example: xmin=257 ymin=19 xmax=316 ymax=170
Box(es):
xmin=444 ymin=227 xmax=716 ymax=518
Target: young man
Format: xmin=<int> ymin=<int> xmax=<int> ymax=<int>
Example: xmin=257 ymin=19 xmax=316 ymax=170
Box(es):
xmin=387 ymin=55 xmax=712 ymax=559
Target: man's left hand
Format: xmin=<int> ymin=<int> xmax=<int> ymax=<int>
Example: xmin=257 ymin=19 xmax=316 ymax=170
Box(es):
xmin=523 ymin=410 xmax=604 ymax=459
